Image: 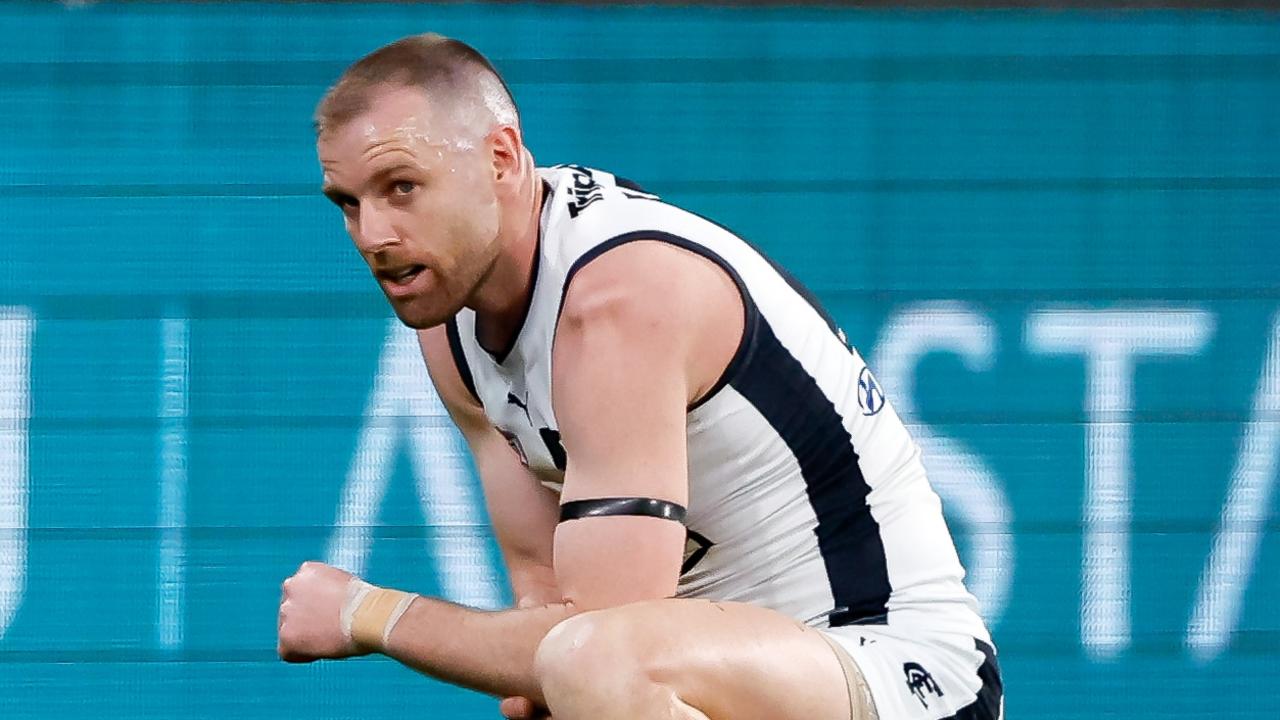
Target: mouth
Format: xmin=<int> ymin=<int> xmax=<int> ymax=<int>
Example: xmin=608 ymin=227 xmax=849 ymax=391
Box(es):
xmin=375 ymin=264 xmax=428 ymax=297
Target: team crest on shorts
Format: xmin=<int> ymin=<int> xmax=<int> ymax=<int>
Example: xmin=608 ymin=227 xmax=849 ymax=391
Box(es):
xmin=857 ymin=366 xmax=886 ymax=416
xmin=903 ymin=662 xmax=944 ymax=708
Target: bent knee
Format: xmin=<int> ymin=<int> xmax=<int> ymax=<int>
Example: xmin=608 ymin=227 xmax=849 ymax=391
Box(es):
xmin=535 ymin=607 xmax=649 ymax=689
xmin=536 ymin=610 xmax=613 ymax=676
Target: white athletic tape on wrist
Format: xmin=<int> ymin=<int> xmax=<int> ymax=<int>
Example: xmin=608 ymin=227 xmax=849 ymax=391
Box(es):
xmin=341 ymin=578 xmax=418 ymax=651
xmin=377 ymin=590 xmax=418 ymax=647
xmin=341 ymin=579 xmax=375 ymax=642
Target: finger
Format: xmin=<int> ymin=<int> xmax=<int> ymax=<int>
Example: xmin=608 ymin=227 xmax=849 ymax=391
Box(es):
xmin=499 ymin=696 xmax=534 ymax=719
xmin=506 ymin=697 xmax=553 ymax=720
xmin=499 ymin=697 xmax=525 ymax=719
xmin=280 ymin=648 xmax=316 ymax=664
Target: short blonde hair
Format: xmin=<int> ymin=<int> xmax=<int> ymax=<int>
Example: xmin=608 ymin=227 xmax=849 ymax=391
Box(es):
xmin=314 ymin=33 xmax=519 ymax=136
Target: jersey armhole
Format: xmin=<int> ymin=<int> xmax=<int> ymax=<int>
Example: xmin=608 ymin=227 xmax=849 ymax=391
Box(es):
xmin=554 ymin=230 xmax=760 ymax=412
xmin=444 ymin=316 xmax=482 ymax=405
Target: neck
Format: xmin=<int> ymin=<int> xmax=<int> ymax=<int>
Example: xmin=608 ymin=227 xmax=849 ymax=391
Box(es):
xmin=469 ymin=160 xmax=543 ymax=355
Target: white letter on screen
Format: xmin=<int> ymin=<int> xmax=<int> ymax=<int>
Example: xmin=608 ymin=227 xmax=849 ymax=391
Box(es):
xmin=873 ymin=301 xmax=1014 ymax=625
xmin=1187 ymin=312 xmax=1280 ymax=662
xmin=156 ymin=315 xmax=188 ymax=648
xmin=1027 ymin=307 xmax=1213 ymax=659
xmin=0 ymin=308 xmax=34 ymax=639
xmin=326 ymin=320 xmax=501 ymax=609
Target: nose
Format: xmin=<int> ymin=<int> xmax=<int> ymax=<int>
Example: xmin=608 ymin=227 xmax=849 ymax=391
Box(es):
xmin=354 ymin=203 xmax=399 ymax=254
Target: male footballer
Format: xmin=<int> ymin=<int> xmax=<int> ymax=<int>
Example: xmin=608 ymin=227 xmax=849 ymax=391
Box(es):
xmin=277 ymin=33 xmax=1002 ymax=720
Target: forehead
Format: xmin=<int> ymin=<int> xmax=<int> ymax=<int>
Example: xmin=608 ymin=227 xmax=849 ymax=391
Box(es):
xmin=318 ymin=85 xmax=461 ymax=161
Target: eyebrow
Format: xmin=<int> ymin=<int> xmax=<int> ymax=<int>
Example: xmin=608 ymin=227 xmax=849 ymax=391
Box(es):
xmin=368 ymin=163 xmax=421 ymax=185
xmin=321 ymin=163 xmax=422 ymax=203
xmin=321 ymin=185 xmax=355 ymax=207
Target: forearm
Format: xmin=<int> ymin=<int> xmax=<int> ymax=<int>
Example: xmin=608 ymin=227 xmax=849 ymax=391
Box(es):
xmin=508 ymin=561 xmax=562 ymax=608
xmin=381 ymin=594 xmax=573 ymax=703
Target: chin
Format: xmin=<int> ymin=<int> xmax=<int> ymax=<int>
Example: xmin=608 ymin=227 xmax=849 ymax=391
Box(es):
xmin=392 ymin=307 xmax=444 ymax=330
xmin=390 ymin=297 xmax=458 ymax=330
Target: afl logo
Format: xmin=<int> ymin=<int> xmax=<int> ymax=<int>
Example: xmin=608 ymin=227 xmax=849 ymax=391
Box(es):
xmin=857 ymin=367 xmax=885 ymax=416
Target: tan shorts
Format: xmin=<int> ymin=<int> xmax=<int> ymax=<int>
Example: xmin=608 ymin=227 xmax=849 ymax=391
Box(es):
xmin=817 ymin=629 xmax=880 ymax=720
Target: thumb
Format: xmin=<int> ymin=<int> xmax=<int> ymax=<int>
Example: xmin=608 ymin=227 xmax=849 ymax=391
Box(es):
xmin=500 ymin=696 xmax=543 ymax=720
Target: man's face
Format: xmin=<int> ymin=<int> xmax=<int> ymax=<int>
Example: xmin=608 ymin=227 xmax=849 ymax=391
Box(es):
xmin=317 ymin=85 xmax=503 ymax=328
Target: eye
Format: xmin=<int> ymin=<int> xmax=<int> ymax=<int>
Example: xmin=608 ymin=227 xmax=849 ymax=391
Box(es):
xmin=326 ymin=192 xmax=358 ymax=210
xmin=391 ymin=180 xmax=417 ymax=196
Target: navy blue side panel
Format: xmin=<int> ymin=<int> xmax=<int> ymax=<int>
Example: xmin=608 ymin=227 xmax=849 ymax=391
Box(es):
xmin=557 ymin=227 xmax=890 ymax=620
xmin=730 ymin=315 xmax=892 ymax=624
xmin=943 ymin=640 xmax=1003 ymax=720
xmin=612 ymin=175 xmax=650 ymax=194
xmin=444 ymin=317 xmax=481 ymax=404
xmin=676 ymin=206 xmax=847 ymax=344
xmin=755 ymin=250 xmax=847 ymax=345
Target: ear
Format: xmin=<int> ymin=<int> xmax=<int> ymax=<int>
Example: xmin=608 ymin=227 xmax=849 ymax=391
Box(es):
xmin=489 ymin=125 xmax=524 ymax=185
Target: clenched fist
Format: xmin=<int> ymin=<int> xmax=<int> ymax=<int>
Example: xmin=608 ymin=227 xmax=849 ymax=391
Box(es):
xmin=276 ymin=561 xmax=367 ymax=663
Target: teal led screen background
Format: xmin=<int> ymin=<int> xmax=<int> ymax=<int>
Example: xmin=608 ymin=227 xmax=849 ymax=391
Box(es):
xmin=1 ymin=2 xmax=1278 ymax=718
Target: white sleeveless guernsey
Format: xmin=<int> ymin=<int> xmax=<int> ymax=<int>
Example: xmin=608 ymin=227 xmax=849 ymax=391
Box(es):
xmin=446 ymin=165 xmax=991 ymax=641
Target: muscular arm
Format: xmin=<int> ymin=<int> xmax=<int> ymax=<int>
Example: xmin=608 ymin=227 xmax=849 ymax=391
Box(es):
xmin=551 ymin=241 xmax=741 ymax=609
xmin=374 ymin=243 xmax=742 ymax=700
xmin=279 ymin=242 xmax=743 ymax=703
xmin=418 ymin=327 xmax=561 ymax=608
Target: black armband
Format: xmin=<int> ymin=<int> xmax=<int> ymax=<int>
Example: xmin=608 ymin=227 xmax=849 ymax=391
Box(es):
xmin=558 ymin=497 xmax=687 ymax=524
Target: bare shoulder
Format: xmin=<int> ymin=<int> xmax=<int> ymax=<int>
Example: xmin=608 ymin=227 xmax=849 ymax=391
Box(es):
xmin=556 ymin=240 xmax=745 ymax=406
xmin=559 ymin=240 xmax=740 ymax=327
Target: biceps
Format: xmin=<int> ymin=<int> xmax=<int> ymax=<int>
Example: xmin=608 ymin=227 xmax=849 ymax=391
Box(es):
xmin=550 ymin=407 xmax=690 ymax=610
xmin=553 ymin=515 xmax=686 ymax=610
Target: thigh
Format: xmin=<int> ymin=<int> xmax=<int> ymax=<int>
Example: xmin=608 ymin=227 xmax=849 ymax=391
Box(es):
xmin=566 ymin=598 xmax=866 ymax=720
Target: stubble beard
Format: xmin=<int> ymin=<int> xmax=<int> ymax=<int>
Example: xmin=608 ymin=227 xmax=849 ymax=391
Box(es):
xmin=391 ymin=237 xmax=500 ymax=330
